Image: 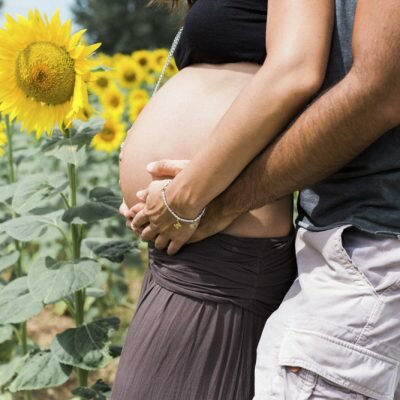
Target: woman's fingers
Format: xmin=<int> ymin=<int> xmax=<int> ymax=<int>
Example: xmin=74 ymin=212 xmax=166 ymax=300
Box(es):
xmin=129 ymin=219 xmax=143 ymax=236
xmin=131 ymin=202 xmax=145 ymax=214
xmin=119 ymin=201 xmax=130 ymax=218
xmin=167 ymin=240 xmax=184 ymax=256
xmin=141 ymin=225 xmax=158 ymax=242
xmin=136 ymin=189 xmax=149 ymax=202
xmin=146 ymin=159 xmax=190 ymax=178
xmin=132 ymin=209 xmax=150 ymax=229
xmin=154 ymin=235 xmax=170 ymax=250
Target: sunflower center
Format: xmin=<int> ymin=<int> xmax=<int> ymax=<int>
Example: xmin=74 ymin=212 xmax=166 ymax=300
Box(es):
xmin=123 ymin=70 xmax=137 ymax=82
xmin=138 ymin=58 xmax=147 ymax=66
xmin=96 ymin=76 xmax=109 ymax=88
xmin=15 ymin=41 xmax=76 ymax=105
xmin=110 ymin=96 xmax=120 ymax=108
xmin=100 ymin=127 xmax=116 ymax=142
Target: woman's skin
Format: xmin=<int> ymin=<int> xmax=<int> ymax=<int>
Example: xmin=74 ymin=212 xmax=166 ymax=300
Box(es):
xmin=120 ymin=63 xmax=294 ymax=239
xmin=129 ymin=0 xmax=334 ymax=254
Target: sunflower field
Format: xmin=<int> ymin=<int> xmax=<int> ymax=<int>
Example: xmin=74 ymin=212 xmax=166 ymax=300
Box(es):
xmin=0 ymin=9 xmax=177 ymax=400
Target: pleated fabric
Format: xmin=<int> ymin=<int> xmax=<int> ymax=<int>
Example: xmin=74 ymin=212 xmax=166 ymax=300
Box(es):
xmin=111 ymin=233 xmax=296 ymax=400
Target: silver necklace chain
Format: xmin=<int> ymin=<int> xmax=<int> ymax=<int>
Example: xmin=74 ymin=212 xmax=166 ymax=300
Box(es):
xmin=151 ymin=27 xmax=184 ymax=96
xmin=120 ymin=27 xmax=183 ymax=153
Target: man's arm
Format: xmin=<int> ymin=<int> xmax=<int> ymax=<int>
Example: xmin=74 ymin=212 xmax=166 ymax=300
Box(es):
xmin=129 ymin=0 xmax=400 ymax=244
xmin=195 ymin=0 xmax=400 ymax=235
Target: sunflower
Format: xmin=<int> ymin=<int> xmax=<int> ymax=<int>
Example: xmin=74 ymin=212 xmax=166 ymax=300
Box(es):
xmin=129 ymin=98 xmax=148 ymax=122
xmin=128 ymin=88 xmax=149 ymax=104
xmin=99 ymin=86 xmax=126 ymax=117
xmin=114 ymin=56 xmax=145 ymax=89
xmin=132 ymin=50 xmax=152 ymax=70
xmin=0 ymin=10 xmax=101 ymax=136
xmin=76 ymin=103 xmax=97 ymax=122
xmin=0 ymin=121 xmax=7 ymax=157
xmin=89 ymin=71 xmax=113 ymax=95
xmin=166 ymin=58 xmax=179 ymax=77
xmin=94 ymin=53 xmax=113 ymax=68
xmin=91 ymin=116 xmax=125 ymax=153
xmin=151 ymin=49 xmax=169 ymax=73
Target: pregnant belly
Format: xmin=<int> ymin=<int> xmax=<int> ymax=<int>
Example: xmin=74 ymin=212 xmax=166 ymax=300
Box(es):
xmin=119 ymin=63 xmax=293 ymax=237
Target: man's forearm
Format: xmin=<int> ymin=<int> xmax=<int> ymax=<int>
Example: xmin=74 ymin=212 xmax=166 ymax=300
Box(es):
xmin=222 ymin=69 xmax=400 ymax=214
xmin=221 ymin=0 xmax=400 ymax=215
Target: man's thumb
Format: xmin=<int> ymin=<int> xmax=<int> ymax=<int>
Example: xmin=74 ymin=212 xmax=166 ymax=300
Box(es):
xmin=146 ymin=160 xmax=189 ymax=177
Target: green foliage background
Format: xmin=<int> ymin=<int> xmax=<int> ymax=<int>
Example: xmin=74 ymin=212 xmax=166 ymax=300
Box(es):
xmin=71 ymin=0 xmax=183 ymax=53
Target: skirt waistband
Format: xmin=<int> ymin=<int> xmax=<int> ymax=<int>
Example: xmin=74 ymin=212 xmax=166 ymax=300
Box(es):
xmin=148 ymin=233 xmax=297 ymax=317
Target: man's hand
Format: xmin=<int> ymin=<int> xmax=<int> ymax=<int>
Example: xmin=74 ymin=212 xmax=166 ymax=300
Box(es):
xmin=146 ymin=159 xmax=190 ymax=178
xmin=189 ymin=195 xmax=241 ymax=243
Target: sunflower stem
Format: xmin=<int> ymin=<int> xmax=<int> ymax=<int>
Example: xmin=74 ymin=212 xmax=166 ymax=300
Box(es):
xmin=5 ymin=115 xmax=16 ymax=183
xmin=64 ymin=128 xmax=88 ymax=388
xmin=4 ymin=116 xmax=31 ymax=400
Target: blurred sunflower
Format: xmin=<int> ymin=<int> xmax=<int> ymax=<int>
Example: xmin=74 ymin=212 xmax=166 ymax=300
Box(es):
xmin=151 ymin=49 xmax=169 ymax=72
xmin=114 ymin=56 xmax=145 ymax=89
xmin=129 ymin=88 xmax=149 ymax=104
xmin=132 ymin=50 xmax=152 ymax=70
xmin=95 ymin=53 xmax=114 ymax=68
xmin=90 ymin=71 xmax=113 ymax=95
xmin=99 ymin=86 xmax=126 ymax=117
xmin=0 ymin=10 xmax=101 ymax=136
xmin=77 ymin=103 xmax=97 ymax=122
xmin=129 ymin=98 xmax=148 ymax=122
xmin=166 ymin=58 xmax=179 ymax=77
xmin=0 ymin=121 xmax=7 ymax=157
xmin=92 ymin=116 xmax=125 ymax=153
xmin=144 ymin=70 xmax=158 ymax=86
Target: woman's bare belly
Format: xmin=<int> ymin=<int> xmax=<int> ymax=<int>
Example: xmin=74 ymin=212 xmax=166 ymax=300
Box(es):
xmin=119 ymin=63 xmax=293 ymax=238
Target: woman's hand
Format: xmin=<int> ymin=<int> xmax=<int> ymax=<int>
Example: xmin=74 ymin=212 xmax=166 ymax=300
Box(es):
xmin=119 ymin=199 xmax=136 ymax=230
xmin=131 ymin=179 xmax=199 ymax=255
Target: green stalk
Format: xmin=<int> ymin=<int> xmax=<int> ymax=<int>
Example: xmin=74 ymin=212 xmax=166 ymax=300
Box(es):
xmin=4 ymin=116 xmax=31 ymax=400
xmin=64 ymin=129 xmax=88 ymax=388
xmin=4 ymin=115 xmax=16 ymax=184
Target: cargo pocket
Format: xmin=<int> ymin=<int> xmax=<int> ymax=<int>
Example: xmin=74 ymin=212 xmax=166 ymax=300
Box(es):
xmin=278 ymin=328 xmax=398 ymax=400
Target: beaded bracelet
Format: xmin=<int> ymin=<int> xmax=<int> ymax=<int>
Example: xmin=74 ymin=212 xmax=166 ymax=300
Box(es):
xmin=161 ymin=181 xmax=206 ymax=230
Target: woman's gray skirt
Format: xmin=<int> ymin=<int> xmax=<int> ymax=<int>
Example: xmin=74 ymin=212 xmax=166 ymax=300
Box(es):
xmin=111 ymin=232 xmax=297 ymax=400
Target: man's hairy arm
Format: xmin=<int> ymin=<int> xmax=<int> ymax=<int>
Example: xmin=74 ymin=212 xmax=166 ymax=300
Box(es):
xmin=199 ymin=0 xmax=400 ymax=233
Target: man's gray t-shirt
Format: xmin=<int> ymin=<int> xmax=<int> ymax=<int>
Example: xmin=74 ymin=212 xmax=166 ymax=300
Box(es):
xmin=298 ymin=0 xmax=400 ymax=237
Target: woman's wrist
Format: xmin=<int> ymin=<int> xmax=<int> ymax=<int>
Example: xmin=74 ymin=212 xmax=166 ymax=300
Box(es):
xmin=164 ymin=178 xmax=206 ymax=220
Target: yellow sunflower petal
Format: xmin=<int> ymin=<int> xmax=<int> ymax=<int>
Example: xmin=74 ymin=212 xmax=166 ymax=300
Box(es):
xmin=0 ymin=9 xmax=101 ymax=136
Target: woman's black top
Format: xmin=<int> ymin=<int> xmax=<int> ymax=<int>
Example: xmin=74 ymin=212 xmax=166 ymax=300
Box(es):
xmin=174 ymin=0 xmax=267 ymax=70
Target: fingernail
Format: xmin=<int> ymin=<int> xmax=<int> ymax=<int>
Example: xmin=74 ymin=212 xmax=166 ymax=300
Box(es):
xmin=146 ymin=162 xmax=156 ymax=172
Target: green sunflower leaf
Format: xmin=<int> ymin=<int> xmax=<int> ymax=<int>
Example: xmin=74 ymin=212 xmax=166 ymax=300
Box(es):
xmin=0 ymin=357 xmax=22 ymax=387
xmin=9 ymin=350 xmax=72 ymax=392
xmin=71 ymin=379 xmax=111 ymax=400
xmin=0 ymin=325 xmax=13 ymax=344
xmin=28 ymin=257 xmax=101 ymax=304
xmin=51 ymin=317 xmax=120 ymax=371
xmin=0 ymin=251 xmax=20 ymax=273
xmin=11 ymin=173 xmax=67 ymax=214
xmin=63 ymin=187 xmax=120 ymax=224
xmin=0 ymin=277 xmax=43 ymax=324
xmin=0 ymin=211 xmax=63 ymax=242
xmin=62 ymin=202 xmax=118 ymax=224
xmin=85 ymin=239 xmax=138 ymax=262
xmin=89 ymin=187 xmax=121 ymax=209
xmin=0 ymin=183 xmax=17 ymax=204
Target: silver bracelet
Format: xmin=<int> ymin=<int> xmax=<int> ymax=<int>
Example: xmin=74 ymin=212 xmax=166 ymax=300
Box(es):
xmin=161 ymin=180 xmax=206 ymax=230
